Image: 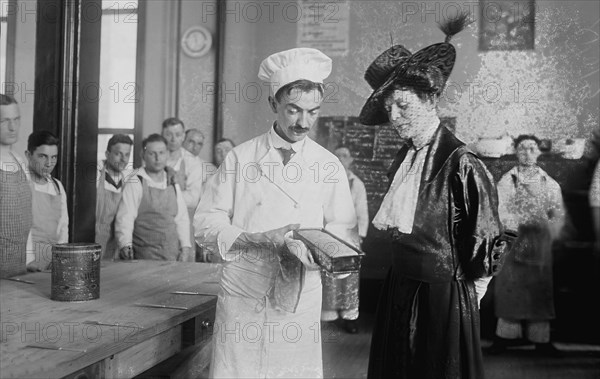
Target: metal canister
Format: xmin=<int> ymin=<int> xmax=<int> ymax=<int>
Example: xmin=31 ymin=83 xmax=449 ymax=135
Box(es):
xmin=51 ymin=243 xmax=101 ymax=301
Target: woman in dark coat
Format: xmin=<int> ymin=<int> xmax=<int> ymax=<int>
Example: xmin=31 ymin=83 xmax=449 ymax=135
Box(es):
xmin=360 ymin=15 xmax=513 ymax=379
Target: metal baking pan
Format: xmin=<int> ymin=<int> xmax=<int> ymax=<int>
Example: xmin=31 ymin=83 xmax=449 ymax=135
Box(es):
xmin=292 ymin=228 xmax=365 ymax=274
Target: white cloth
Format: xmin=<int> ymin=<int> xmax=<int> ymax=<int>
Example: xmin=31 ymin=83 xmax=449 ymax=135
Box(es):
xmin=590 ymin=161 xmax=600 ymax=208
xmin=348 ymin=171 xmax=369 ymax=238
xmin=474 ymin=276 xmax=492 ymax=308
xmin=30 ymin=177 xmax=69 ymax=243
xmin=114 ymin=168 xmax=191 ymax=249
xmin=258 ymin=47 xmax=332 ymax=96
xmin=202 ymin=160 xmax=219 ymax=179
xmin=372 ymin=146 xmax=428 ymax=234
xmin=166 ymin=148 xmax=205 ymax=210
xmin=196 ymin=156 xmax=216 ymax=183
xmin=194 ymin=128 xmax=357 ymax=378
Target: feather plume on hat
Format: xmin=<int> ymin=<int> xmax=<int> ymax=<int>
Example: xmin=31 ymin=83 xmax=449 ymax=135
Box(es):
xmin=439 ymin=12 xmax=473 ymax=43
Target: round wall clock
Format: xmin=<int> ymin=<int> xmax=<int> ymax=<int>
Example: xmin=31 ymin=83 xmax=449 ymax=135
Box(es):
xmin=181 ymin=26 xmax=212 ymax=58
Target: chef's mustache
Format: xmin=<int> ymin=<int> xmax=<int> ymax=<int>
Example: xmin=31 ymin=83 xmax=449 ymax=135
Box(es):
xmin=291 ymin=125 xmax=309 ymax=132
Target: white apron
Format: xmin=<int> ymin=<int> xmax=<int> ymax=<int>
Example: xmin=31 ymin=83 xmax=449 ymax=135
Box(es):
xmin=210 ymin=147 xmax=326 ymax=379
xmin=29 ymin=178 xmax=62 ymax=271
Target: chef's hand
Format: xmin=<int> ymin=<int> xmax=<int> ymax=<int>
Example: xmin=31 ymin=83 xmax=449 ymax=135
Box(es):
xmin=119 ymin=245 xmax=134 ymax=260
xmin=233 ymin=224 xmax=300 ymax=256
xmin=262 ymin=224 xmax=300 ymax=249
xmin=284 ymin=233 xmax=320 ymax=270
xmin=178 ymin=247 xmax=192 ymax=262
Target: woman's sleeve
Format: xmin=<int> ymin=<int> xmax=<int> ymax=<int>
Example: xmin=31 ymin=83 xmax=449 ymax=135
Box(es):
xmin=452 ymin=152 xmax=509 ymax=279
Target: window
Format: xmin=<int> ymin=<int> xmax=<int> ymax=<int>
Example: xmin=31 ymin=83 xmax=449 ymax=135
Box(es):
xmin=0 ymin=0 xmax=15 ymax=91
xmin=97 ymin=0 xmax=138 ymax=167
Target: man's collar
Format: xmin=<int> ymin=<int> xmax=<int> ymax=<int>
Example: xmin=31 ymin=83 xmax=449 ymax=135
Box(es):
xmin=31 ymin=171 xmax=52 ymax=184
xmin=270 ymin=123 xmax=306 ymax=152
xmin=140 ymin=167 xmax=166 ymax=182
xmin=512 ymin=165 xmax=545 ymax=178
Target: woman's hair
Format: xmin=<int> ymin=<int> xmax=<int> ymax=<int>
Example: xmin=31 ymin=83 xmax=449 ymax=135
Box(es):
xmin=274 ymin=79 xmax=325 ymax=103
xmin=385 ymin=64 xmax=445 ymax=102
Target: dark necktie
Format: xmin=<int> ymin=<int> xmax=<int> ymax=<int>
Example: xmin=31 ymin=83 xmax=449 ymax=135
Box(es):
xmin=278 ymin=148 xmax=294 ymax=165
xmin=105 ymin=172 xmax=122 ymax=189
xmin=405 ymin=140 xmax=422 ymax=170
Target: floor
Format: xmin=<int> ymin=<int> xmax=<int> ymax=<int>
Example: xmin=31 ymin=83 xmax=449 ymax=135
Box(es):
xmin=322 ymin=312 xmax=600 ymax=379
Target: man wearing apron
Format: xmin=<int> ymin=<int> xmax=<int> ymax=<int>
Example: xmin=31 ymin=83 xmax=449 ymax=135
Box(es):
xmin=162 ymin=118 xmax=206 ymax=260
xmin=95 ymin=134 xmax=134 ymax=260
xmin=0 ymin=94 xmax=32 ymax=278
xmin=491 ymin=135 xmax=565 ymax=356
xmin=115 ymin=134 xmax=192 ymax=261
xmin=24 ymin=131 xmax=69 ymax=271
xmin=194 ymin=48 xmax=357 ymax=378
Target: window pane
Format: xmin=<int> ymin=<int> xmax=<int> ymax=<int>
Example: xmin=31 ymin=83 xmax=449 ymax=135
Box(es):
xmin=1 ymin=20 xmax=6 ymax=88
xmin=98 ymin=12 xmax=138 ymax=129
xmin=97 ymin=133 xmax=135 ymax=169
xmin=102 ymin=0 xmax=138 ymax=11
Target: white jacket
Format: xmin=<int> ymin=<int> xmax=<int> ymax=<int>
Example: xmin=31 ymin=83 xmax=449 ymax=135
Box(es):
xmin=194 ymin=128 xmax=357 ymax=297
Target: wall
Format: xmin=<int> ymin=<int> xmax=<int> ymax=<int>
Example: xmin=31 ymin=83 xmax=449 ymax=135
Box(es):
xmin=220 ymin=0 xmax=599 ymax=147
xmin=137 ymin=0 xmax=218 ymax=163
xmin=9 ymin=0 xmax=36 ymax=157
xmin=137 ymin=0 xmax=179 ymax=145
xmin=178 ymin=0 xmax=217 ymax=163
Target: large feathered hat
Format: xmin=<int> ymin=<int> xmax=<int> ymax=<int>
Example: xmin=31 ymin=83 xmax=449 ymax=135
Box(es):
xmin=359 ymin=14 xmax=471 ymax=126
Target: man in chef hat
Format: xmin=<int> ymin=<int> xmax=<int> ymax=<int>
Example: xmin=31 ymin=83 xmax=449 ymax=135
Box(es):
xmin=194 ymin=48 xmax=358 ymax=378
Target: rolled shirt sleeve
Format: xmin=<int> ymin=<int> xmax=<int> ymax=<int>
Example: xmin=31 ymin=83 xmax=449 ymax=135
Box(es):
xmin=181 ymin=153 xmax=205 ymax=209
xmin=352 ymin=177 xmax=369 ymax=238
xmin=193 ymin=152 xmax=244 ymax=261
xmin=546 ymin=177 xmax=566 ymax=239
xmin=114 ymin=179 xmax=142 ymax=249
xmin=174 ymin=184 xmax=192 ymax=248
xmin=25 ymin=232 xmax=34 ymax=264
xmin=57 ymin=180 xmax=69 ymax=243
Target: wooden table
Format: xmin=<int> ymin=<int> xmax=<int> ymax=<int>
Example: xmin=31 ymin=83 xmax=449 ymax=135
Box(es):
xmin=0 ymin=261 xmax=220 ymax=378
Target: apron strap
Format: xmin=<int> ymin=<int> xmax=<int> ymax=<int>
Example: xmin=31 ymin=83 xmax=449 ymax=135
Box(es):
xmin=50 ymin=177 xmax=61 ymax=194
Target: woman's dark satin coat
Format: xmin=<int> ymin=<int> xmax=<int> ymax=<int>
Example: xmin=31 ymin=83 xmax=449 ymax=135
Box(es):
xmin=368 ymin=126 xmax=508 ymax=379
